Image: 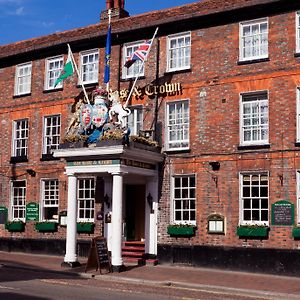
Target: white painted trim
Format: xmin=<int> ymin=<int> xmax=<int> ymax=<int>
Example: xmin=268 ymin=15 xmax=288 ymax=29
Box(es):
xmin=239 ymin=90 xmax=269 ymax=146
xmin=239 ymin=18 xmax=269 ymax=62
xmin=166 ymin=31 xmax=191 ymax=72
xmin=238 ymin=171 xmax=269 ymax=226
xmin=297 ymin=88 xmax=300 ymax=142
xmin=44 ymin=55 xmax=64 ymax=90
xmin=54 ymin=145 xmax=164 ymax=163
xmin=14 ymin=62 xmax=32 ymax=96
xmin=78 ymin=48 xmax=99 ymax=85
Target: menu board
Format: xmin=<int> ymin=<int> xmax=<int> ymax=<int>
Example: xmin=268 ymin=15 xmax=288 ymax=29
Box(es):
xmin=85 ymin=237 xmax=111 ymax=274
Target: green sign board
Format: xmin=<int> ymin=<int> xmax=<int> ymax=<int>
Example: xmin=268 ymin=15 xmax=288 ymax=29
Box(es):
xmin=26 ymin=202 xmax=39 ymax=221
xmin=0 ymin=206 xmax=8 ymax=224
xmin=271 ymin=200 xmax=294 ymax=226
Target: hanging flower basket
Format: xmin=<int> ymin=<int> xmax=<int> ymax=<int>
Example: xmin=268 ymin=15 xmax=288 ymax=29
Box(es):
xmin=77 ymin=222 xmax=95 ymax=234
xmin=5 ymin=220 xmax=25 ymax=232
xmin=35 ymin=222 xmax=58 ymax=232
xmin=292 ymin=227 xmax=300 ymax=239
xmin=237 ymin=225 xmax=269 ymax=238
xmin=167 ymin=224 xmax=196 ymax=237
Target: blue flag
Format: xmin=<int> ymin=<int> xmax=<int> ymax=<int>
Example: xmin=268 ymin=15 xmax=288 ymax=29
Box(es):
xmin=104 ymin=24 xmax=111 ymax=84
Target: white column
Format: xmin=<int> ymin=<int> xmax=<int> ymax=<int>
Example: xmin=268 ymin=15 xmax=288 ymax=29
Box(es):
xmin=64 ymin=173 xmax=78 ymax=265
xmin=104 ymin=178 xmax=112 ymax=251
xmin=111 ymin=172 xmax=124 ymax=270
xmin=145 ymin=178 xmax=158 ymax=255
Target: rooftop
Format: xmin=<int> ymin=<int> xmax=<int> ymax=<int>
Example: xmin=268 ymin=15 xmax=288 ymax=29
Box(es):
xmin=0 ymin=0 xmax=296 ymax=61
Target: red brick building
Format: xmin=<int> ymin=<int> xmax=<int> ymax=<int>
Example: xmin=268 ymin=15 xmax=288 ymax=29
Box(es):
xmin=1 ymin=0 xmax=300 ymax=274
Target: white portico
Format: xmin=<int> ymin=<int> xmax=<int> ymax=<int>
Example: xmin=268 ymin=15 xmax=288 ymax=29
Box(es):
xmin=54 ymin=142 xmax=163 ymax=271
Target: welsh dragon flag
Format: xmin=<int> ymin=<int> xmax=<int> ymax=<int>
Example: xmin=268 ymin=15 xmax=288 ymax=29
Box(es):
xmin=54 ymin=45 xmax=74 ymax=87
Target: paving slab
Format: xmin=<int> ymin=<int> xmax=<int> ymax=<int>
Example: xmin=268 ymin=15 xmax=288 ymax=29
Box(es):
xmin=1 ymin=251 xmax=300 ymax=299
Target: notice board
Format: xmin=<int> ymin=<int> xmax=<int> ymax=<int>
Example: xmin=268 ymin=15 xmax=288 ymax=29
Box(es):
xmin=271 ymin=200 xmax=294 ymax=226
xmin=0 ymin=206 xmax=8 ymax=224
xmin=85 ymin=237 xmax=111 ymax=274
xmin=26 ymin=202 xmax=39 ymax=221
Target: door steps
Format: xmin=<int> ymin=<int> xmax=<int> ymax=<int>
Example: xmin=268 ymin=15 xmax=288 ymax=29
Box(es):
xmin=122 ymin=241 xmax=158 ymax=266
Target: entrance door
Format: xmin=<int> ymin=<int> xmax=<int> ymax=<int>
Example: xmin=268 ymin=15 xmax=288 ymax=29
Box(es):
xmin=125 ymin=185 xmax=145 ymax=241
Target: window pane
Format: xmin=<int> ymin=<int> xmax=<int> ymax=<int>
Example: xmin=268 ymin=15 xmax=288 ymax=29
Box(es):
xmin=172 ymin=175 xmax=196 ymax=223
xmin=241 ymin=173 xmax=269 ymax=224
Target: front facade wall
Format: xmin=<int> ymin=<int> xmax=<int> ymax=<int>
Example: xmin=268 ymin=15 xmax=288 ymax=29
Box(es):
xmin=1 ymin=4 xmax=300 ymax=269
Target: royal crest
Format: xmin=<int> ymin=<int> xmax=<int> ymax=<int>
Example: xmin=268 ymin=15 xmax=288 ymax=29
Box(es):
xmin=92 ymin=102 xmax=108 ymax=128
xmin=80 ymin=104 xmax=93 ymax=129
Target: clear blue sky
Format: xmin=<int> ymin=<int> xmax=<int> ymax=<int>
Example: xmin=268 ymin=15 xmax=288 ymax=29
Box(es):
xmin=0 ymin=0 xmax=197 ymax=46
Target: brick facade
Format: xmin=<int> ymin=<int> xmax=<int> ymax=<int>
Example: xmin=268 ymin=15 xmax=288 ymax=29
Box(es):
xmin=1 ymin=0 xmax=300 ymax=272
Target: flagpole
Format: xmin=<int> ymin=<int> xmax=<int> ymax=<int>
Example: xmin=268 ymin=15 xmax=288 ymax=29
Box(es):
xmin=124 ymin=27 xmax=159 ymax=108
xmin=106 ymin=9 xmax=112 ymax=93
xmin=67 ymin=44 xmax=90 ymax=104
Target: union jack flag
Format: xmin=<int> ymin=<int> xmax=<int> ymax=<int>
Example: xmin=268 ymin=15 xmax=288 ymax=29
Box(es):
xmin=124 ymin=40 xmax=151 ymax=68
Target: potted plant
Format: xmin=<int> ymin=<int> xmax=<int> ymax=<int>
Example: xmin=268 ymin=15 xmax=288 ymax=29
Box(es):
xmin=167 ymin=223 xmax=196 ymax=237
xmin=237 ymin=224 xmax=269 ymax=238
xmin=5 ymin=220 xmax=25 ymax=232
xmin=292 ymin=226 xmax=300 ymax=239
xmin=35 ymin=221 xmax=58 ymax=232
xmin=77 ymin=222 xmax=95 ymax=234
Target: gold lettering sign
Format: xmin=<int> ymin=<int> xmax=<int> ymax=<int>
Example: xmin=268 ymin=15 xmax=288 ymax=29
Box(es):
xmin=119 ymin=82 xmax=182 ymax=100
xmin=67 ymin=159 xmax=120 ymax=167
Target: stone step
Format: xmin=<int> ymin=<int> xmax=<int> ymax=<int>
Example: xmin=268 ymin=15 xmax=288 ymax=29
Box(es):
xmin=123 ymin=257 xmax=145 ymax=266
xmin=123 ymin=241 xmax=145 ymax=247
xmin=122 ymin=246 xmax=145 ymax=252
xmin=122 ymin=251 xmax=144 ymax=258
xmin=145 ymin=258 xmax=158 ymax=266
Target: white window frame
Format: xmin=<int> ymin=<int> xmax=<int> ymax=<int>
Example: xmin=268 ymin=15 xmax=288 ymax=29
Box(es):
xmin=44 ymin=56 xmax=64 ymax=90
xmin=165 ymin=99 xmax=190 ymax=151
xmin=128 ymin=106 xmax=143 ymax=135
xmin=296 ymin=12 xmax=300 ymax=53
xmin=79 ymin=49 xmax=99 ymax=85
xmin=166 ymin=31 xmax=191 ymax=72
xmin=297 ymin=88 xmax=300 ymax=142
xmin=12 ymin=119 xmax=29 ymax=157
xmin=14 ymin=62 xmax=32 ymax=96
xmin=239 ymin=91 xmax=269 ymax=146
xmin=171 ymin=174 xmax=196 ymax=225
xmin=77 ymin=177 xmax=95 ymax=222
xmin=239 ymin=18 xmax=268 ymax=62
xmin=43 ymin=115 xmax=61 ymax=154
xmin=122 ymin=41 xmax=145 ymax=79
xmin=10 ymin=180 xmax=26 ymax=221
xmin=239 ymin=172 xmax=269 ymax=226
xmin=40 ymin=179 xmax=59 ymax=221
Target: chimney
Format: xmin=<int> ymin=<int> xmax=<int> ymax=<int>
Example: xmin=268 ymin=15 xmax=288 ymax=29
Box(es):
xmin=101 ymin=0 xmax=129 ymax=21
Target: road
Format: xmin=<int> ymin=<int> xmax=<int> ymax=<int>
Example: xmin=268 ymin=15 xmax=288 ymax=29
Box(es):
xmin=0 ymin=265 xmax=271 ymax=300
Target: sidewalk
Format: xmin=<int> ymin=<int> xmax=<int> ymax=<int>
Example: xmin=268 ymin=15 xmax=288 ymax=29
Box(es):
xmin=1 ymin=251 xmax=300 ymax=299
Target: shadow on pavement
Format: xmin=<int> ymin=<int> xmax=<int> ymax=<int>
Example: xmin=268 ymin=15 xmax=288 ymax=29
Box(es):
xmin=0 ymin=259 xmax=83 ymax=283
xmin=0 ymin=293 xmax=50 ymax=300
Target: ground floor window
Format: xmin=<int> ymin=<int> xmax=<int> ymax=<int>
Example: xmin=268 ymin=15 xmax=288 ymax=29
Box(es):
xmin=11 ymin=180 xmax=26 ymax=221
xmin=240 ymin=173 xmax=269 ymax=225
xmin=172 ymin=174 xmax=196 ymax=224
xmin=41 ymin=179 xmax=59 ymax=221
xmin=77 ymin=177 xmax=95 ymax=222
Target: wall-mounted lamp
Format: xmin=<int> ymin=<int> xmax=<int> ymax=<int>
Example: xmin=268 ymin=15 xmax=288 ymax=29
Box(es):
xmin=209 ymin=161 xmax=220 ymax=171
xmin=278 ymin=174 xmax=283 ymax=186
xmin=147 ymin=192 xmax=154 ymax=214
xmin=104 ymin=193 xmax=111 ymax=208
xmin=26 ymin=169 xmax=36 ymax=177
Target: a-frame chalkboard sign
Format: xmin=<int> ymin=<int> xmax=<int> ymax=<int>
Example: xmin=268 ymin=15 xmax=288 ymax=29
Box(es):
xmin=85 ymin=236 xmax=111 ymax=274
